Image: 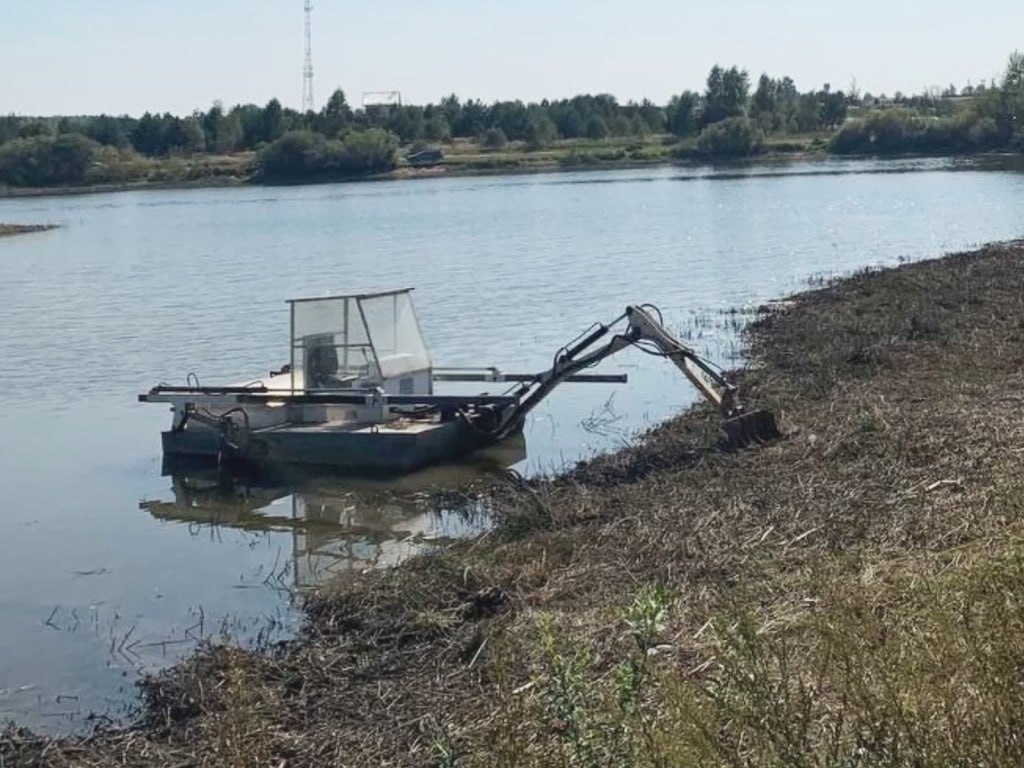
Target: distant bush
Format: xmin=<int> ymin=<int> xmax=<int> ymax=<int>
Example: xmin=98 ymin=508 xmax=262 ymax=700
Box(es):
xmin=258 ymin=130 xmax=329 ymax=178
xmin=829 ymin=109 xmax=1006 ymax=155
xmin=257 ymin=128 xmax=398 ymax=181
xmin=0 ymin=133 xmax=99 ymax=186
xmin=829 ymin=109 xmax=920 ymax=154
xmin=763 ymin=138 xmax=812 ymax=153
xmin=696 ymin=117 xmax=763 ymax=157
xmin=480 ymin=127 xmax=508 ymax=150
xmin=335 ymin=128 xmax=398 ymax=174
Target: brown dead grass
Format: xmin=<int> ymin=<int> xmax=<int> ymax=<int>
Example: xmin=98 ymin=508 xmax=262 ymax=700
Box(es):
xmin=5 ymin=240 xmax=1024 ymax=767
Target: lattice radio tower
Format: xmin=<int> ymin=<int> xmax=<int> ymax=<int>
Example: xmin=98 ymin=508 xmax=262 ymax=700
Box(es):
xmin=302 ymin=0 xmax=315 ymax=112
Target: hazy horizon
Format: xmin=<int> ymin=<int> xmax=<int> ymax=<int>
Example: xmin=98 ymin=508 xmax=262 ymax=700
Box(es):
xmin=2 ymin=0 xmax=1021 ymax=117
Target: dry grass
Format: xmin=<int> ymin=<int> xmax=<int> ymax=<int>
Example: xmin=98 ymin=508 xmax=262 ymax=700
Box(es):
xmin=5 ymin=240 xmax=1024 ymax=767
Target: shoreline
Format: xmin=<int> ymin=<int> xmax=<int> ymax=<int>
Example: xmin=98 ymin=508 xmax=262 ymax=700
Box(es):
xmin=5 ymin=238 xmax=1024 ymax=765
xmin=1 ymin=148 xmax=1014 ymax=201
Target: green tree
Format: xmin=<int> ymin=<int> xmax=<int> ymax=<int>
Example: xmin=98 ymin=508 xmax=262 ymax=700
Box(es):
xmin=557 ymin=108 xmax=585 ymax=139
xmin=771 ymin=76 xmax=800 ymax=133
xmin=262 ymin=98 xmax=285 ymax=143
xmin=49 ymin=133 xmax=98 ymax=180
xmin=750 ymin=74 xmax=777 ymax=131
xmin=455 ymin=100 xmax=488 ymax=137
xmin=480 ymin=127 xmax=507 ymax=150
xmin=231 ymin=104 xmax=267 ymax=149
xmin=491 ymin=100 xmax=529 ymax=141
xmin=796 ymin=93 xmax=822 ymax=132
xmin=166 ymin=115 xmax=205 ymax=154
xmin=0 ymin=115 xmax=22 ymax=144
xmin=18 ymin=121 xmax=51 ymax=139
xmin=388 ymin=105 xmax=426 ymax=142
xmin=752 ymin=74 xmax=776 ymax=116
xmin=637 ymin=99 xmax=666 ymax=134
xmin=219 ymin=111 xmax=243 ymax=153
xmin=606 ymin=114 xmax=627 ymax=136
xmin=258 ymin=130 xmax=327 ymax=178
xmin=332 ymin=128 xmax=398 ymax=174
xmin=821 ymin=88 xmax=848 ymax=129
xmin=423 ymin=114 xmax=451 ymax=142
xmin=585 ymin=115 xmax=610 ymax=140
xmin=703 ymin=65 xmax=750 ymax=125
xmin=130 ymin=112 xmax=165 ymax=155
xmin=829 ymin=109 xmax=921 ymax=154
xmin=0 ymin=133 xmax=99 ymax=186
xmin=320 ymin=88 xmax=352 ymax=137
xmin=998 ymin=50 xmax=1024 ymax=144
xmin=202 ymin=103 xmax=240 ymax=153
xmin=83 ymin=114 xmax=130 ymax=148
xmin=667 ymin=91 xmax=700 ymax=137
xmin=525 ymin=113 xmax=558 ymax=149
xmin=257 ymin=128 xmax=397 ymax=181
xmin=628 ymin=114 xmax=651 ymax=137
xmin=439 ymin=94 xmax=462 ymax=133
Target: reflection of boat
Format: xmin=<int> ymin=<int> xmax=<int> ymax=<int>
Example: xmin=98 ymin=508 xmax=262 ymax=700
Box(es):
xmin=140 ymin=437 xmax=525 ymax=588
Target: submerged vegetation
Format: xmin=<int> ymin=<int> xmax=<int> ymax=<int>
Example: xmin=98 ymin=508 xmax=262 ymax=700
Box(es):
xmin=1 ymin=53 xmax=1022 ymax=191
xmin=5 ymin=239 xmax=1024 ymax=765
xmin=0 ymin=223 xmax=57 ymax=237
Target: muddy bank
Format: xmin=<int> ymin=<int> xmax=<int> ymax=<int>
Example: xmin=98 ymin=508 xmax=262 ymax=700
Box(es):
xmin=0 ymin=223 xmax=57 ymax=238
xmin=5 ymin=240 xmax=1024 ymax=766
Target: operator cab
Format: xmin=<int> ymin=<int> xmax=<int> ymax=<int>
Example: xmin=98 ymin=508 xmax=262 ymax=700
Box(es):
xmin=288 ymin=288 xmax=433 ymax=396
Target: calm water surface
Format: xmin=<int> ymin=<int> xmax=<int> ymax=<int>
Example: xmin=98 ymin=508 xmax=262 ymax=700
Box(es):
xmin=1 ymin=157 xmax=1023 ymax=729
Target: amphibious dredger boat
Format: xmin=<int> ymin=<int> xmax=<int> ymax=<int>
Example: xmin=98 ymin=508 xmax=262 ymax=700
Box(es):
xmin=139 ymin=289 xmax=780 ymax=474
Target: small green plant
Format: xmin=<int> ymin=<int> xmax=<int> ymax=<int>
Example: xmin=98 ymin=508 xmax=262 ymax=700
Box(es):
xmin=617 ymin=584 xmax=671 ymax=713
xmin=537 ymin=614 xmax=608 ymax=767
xmin=431 ymin=726 xmax=461 ymax=768
xmin=534 ymin=585 xmax=673 ymax=767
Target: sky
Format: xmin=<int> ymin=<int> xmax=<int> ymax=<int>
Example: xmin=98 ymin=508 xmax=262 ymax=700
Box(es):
xmin=2 ymin=0 xmax=1022 ymax=116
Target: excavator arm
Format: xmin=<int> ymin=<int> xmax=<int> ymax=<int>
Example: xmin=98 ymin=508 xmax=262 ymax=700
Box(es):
xmin=494 ymin=305 xmax=781 ymax=448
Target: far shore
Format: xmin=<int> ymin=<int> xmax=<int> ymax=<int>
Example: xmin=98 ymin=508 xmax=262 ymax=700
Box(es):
xmin=3 ymin=144 xmax=1010 ymax=202
xmin=0 ymin=149 xmax=736 ymax=200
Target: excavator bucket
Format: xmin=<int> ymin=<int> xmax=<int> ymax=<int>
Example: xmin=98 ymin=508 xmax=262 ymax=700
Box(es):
xmin=723 ymin=409 xmax=783 ymax=450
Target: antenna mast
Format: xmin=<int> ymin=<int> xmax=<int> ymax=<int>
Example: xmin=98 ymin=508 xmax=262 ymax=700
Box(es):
xmin=302 ymin=0 xmax=315 ymax=112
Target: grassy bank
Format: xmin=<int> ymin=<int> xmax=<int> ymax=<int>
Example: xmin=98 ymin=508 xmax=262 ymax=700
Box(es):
xmin=0 ymin=223 xmax=58 ymax=237
xmin=0 ymin=153 xmax=252 ymax=199
xmin=2 ymin=132 xmax=1016 ymax=198
xmin=6 ymin=240 xmax=1024 ymax=766
xmin=0 ymin=134 xmax=835 ymax=198
xmin=404 ymin=133 xmax=832 ymax=176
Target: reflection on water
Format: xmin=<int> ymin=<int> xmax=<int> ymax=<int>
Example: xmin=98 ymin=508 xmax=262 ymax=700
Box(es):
xmin=141 ymin=437 xmax=526 ymax=589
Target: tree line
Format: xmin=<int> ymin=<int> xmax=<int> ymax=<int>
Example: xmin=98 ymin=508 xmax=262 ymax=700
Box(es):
xmin=1 ymin=54 xmax=1021 ymax=187
xmin=0 ymin=65 xmax=852 ymax=156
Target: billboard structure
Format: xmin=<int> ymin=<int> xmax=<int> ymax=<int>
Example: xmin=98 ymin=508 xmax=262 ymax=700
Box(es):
xmin=362 ymin=91 xmax=403 ymax=120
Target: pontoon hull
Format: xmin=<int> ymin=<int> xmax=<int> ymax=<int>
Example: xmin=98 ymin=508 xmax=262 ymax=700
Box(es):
xmin=161 ymin=419 xmax=512 ymax=475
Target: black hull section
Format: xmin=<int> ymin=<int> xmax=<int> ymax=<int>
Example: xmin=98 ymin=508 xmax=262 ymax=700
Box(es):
xmin=161 ymin=419 xmax=511 ymax=476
